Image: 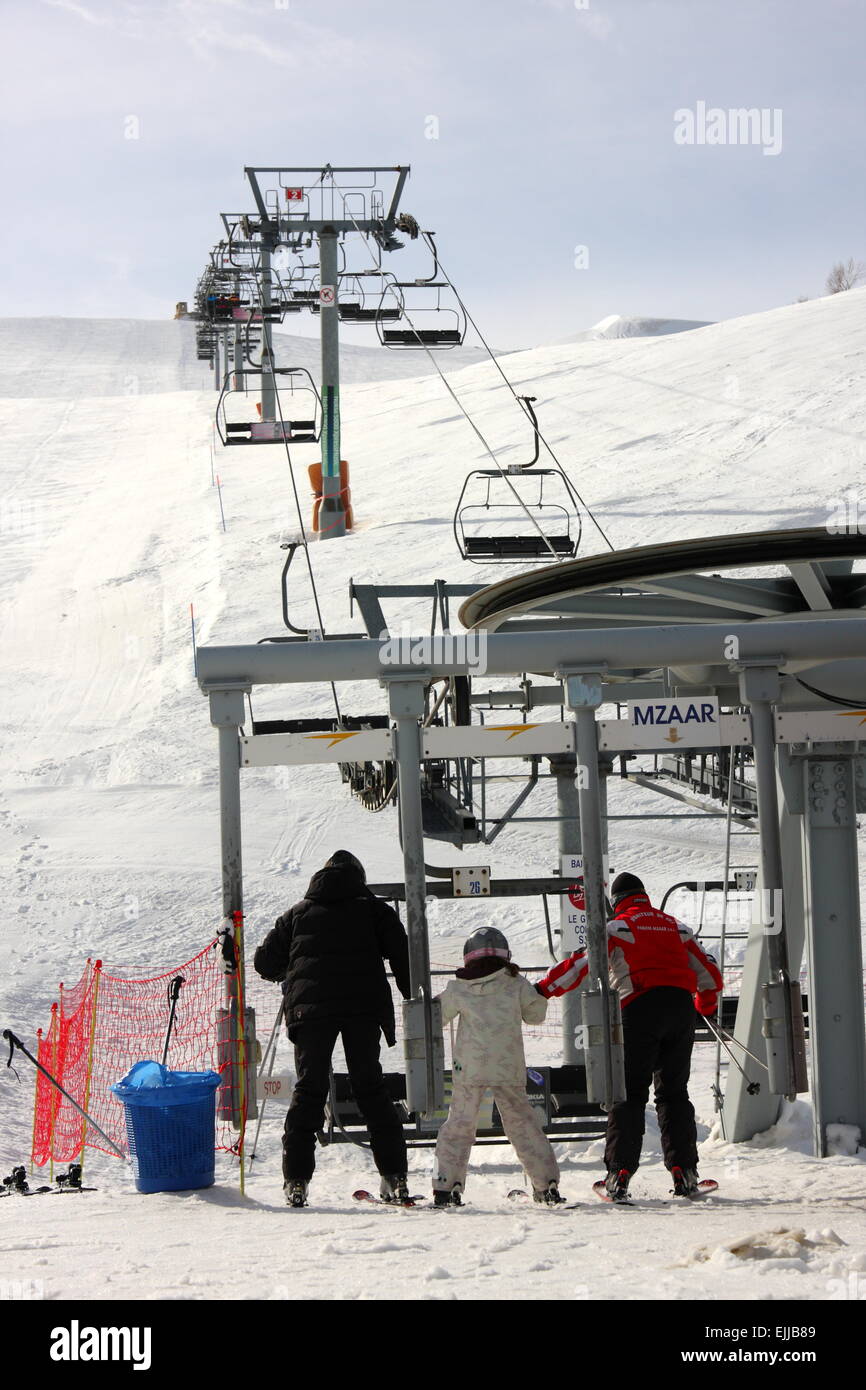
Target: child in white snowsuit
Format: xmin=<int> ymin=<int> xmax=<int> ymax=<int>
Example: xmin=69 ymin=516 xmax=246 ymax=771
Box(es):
xmin=433 ymin=927 xmax=563 ymax=1206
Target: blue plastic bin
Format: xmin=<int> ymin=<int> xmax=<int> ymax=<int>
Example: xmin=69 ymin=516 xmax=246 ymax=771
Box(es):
xmin=111 ymin=1060 xmax=222 ymax=1194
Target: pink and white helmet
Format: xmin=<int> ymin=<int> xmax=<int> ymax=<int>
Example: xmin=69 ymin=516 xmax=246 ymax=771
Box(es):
xmin=463 ymin=927 xmax=511 ymax=963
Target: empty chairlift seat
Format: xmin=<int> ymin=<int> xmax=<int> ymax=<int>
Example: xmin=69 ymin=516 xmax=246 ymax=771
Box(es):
xmin=224 ymin=419 xmax=319 ymax=445
xmin=463 ymin=531 xmax=576 ymax=560
xmin=216 ymin=367 xmax=323 ymax=448
xmin=381 ymin=326 xmax=464 ymax=347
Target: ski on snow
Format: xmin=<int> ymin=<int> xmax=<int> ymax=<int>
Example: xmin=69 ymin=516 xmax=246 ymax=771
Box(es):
xmin=592 ymin=1178 xmax=718 ymax=1205
xmin=1 ymin=1165 xmax=95 ymax=1197
xmin=506 ymin=1188 xmax=579 ymax=1210
xmin=352 ymin=1189 xmax=426 ymax=1208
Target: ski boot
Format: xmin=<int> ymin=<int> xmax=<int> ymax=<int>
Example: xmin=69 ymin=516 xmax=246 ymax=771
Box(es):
xmin=3 ymin=1166 xmax=29 ymax=1194
xmin=379 ymin=1173 xmax=411 ymax=1205
xmin=283 ymin=1179 xmax=308 ymax=1208
xmin=670 ymin=1166 xmax=700 ymax=1197
xmin=432 ymin=1183 xmax=463 ymax=1209
xmin=56 ymin=1164 xmax=83 ymax=1191
xmin=604 ymin=1168 xmax=632 ymax=1203
xmin=533 ymin=1181 xmax=567 ymax=1206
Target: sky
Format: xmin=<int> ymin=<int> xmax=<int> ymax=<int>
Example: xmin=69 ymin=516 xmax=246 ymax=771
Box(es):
xmin=2 ymin=0 xmax=864 ymax=346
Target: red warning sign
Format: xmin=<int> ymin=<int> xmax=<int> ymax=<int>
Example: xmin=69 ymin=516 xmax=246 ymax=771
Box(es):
xmin=285 ymin=187 xmax=304 ymax=203
xmin=567 ymin=882 xmax=585 ymax=910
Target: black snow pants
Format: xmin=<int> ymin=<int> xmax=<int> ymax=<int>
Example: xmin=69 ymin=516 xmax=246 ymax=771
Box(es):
xmin=604 ymin=986 xmax=698 ymax=1174
xmin=283 ymin=1017 xmax=407 ymax=1183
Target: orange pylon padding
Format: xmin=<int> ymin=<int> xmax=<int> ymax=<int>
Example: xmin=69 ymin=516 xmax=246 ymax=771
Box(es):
xmin=309 ymin=460 xmax=353 ymax=532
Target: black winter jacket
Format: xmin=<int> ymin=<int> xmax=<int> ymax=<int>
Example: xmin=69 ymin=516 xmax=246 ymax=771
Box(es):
xmin=253 ymin=863 xmax=411 ymax=1045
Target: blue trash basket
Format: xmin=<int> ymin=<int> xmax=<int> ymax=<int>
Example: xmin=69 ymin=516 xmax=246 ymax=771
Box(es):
xmin=111 ymin=1061 xmax=222 ymax=1194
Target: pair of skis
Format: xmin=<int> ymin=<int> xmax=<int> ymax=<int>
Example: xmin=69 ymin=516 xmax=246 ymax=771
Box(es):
xmin=352 ymin=1188 xmax=425 ymax=1208
xmin=592 ymin=1177 xmax=718 ymax=1206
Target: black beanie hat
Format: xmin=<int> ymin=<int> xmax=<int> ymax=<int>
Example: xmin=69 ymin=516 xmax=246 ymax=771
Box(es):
xmin=326 ymin=850 xmax=366 ymax=881
xmin=610 ymin=872 xmax=645 ymax=906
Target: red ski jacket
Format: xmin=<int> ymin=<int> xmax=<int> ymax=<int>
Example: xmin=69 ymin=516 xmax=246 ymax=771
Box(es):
xmin=537 ymin=892 xmax=723 ymax=1009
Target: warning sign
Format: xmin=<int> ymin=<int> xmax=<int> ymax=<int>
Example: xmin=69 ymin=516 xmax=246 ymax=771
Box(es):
xmin=559 ymin=853 xmax=610 ymax=953
xmin=285 ymin=187 xmax=304 ymax=203
xmin=319 ymin=285 xmax=336 ymax=307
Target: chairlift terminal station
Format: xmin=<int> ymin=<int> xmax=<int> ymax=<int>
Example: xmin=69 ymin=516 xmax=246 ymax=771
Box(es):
xmin=194 ymin=162 xmax=866 ymax=1162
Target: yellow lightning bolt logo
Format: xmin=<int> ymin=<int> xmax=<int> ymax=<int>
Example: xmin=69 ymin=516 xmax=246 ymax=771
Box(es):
xmin=487 ymin=724 xmax=542 ymax=739
xmin=835 ymin=711 xmax=866 ymax=725
xmin=306 ymin=732 xmax=361 ymax=749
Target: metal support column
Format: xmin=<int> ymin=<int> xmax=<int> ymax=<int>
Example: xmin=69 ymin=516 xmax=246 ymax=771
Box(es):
xmin=260 ymin=244 xmax=275 ymax=423
xmin=213 ymin=336 xmax=221 ymax=391
xmin=802 ymin=744 xmax=866 ymax=1153
xmin=233 ymin=272 xmax=244 ymax=389
xmin=563 ymin=673 xmax=625 ymax=1108
xmin=743 ymin=667 xmax=808 ymax=1101
xmin=550 ymin=754 xmax=582 ymax=1064
xmin=727 ymin=745 xmax=807 ymax=1140
xmin=318 ymin=226 xmax=346 ymax=538
xmin=209 ymin=686 xmax=254 ymax=1129
xmin=387 ymin=677 xmax=444 ymax=1116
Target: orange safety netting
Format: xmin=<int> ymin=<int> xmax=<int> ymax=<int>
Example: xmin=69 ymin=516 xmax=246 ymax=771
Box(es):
xmin=30 ymin=942 xmax=249 ymax=1168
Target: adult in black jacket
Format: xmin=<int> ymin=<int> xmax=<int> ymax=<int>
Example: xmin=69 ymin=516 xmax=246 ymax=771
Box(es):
xmin=254 ymin=850 xmax=412 ymax=1204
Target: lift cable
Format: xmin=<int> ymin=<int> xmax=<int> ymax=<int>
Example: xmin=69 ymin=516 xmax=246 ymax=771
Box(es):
xmin=426 ymin=236 xmax=615 ymax=555
xmin=258 ymin=328 xmax=343 ymax=725
xmin=329 ymin=174 xmax=568 ymax=564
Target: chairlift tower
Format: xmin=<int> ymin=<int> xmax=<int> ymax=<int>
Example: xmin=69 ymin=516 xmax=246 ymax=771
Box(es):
xmin=244 ymin=165 xmax=411 ymax=540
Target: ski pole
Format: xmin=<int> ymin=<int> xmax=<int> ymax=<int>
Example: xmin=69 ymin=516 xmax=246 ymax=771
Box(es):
xmin=3 ymin=1029 xmax=127 ymax=1160
xmin=247 ymin=998 xmax=285 ymax=1168
xmin=702 ymin=1016 xmax=761 ymax=1095
xmin=161 ymin=975 xmax=186 ymax=1066
xmin=714 ymin=1023 xmax=770 ymax=1072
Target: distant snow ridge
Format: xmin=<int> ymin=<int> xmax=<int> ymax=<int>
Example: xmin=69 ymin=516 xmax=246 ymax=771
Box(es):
xmin=586 ymin=314 xmax=713 ymax=339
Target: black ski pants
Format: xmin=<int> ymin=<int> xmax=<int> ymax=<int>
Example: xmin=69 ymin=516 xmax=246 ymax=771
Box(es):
xmin=604 ymin=986 xmax=698 ymax=1174
xmin=283 ymin=1016 xmax=407 ymax=1183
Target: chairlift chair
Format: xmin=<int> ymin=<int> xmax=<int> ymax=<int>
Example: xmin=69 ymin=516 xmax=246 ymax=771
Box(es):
xmin=216 ymin=367 xmax=322 ymax=446
xmin=375 ymin=282 xmax=466 ymax=349
xmin=453 ymin=397 xmax=583 ymax=563
xmin=336 ymin=273 xmax=402 ymax=324
xmin=377 ymin=233 xmax=467 ymax=349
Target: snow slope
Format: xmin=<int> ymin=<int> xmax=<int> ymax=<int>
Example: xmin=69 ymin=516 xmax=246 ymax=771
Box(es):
xmin=0 ymin=318 xmax=497 ymax=398
xmin=1 ymin=289 xmax=865 ymax=1301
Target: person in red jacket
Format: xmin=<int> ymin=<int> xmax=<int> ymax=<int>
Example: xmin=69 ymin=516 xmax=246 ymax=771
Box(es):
xmin=536 ymin=871 xmax=722 ymax=1200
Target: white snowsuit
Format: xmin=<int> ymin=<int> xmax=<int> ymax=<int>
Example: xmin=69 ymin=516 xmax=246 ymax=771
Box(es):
xmin=433 ymin=967 xmax=560 ymax=1194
